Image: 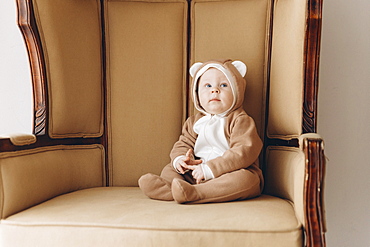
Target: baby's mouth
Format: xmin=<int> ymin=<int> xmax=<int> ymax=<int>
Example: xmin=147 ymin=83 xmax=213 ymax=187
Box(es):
xmin=209 ymin=98 xmax=221 ymax=102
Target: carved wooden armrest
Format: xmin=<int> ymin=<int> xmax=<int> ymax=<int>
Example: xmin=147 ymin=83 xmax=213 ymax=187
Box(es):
xmin=300 ymin=133 xmax=326 ymax=247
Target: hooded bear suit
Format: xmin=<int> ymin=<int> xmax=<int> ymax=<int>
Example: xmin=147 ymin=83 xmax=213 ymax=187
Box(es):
xmin=139 ymin=59 xmax=263 ymax=204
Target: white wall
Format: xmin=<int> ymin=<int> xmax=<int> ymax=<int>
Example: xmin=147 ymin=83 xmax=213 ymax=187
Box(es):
xmin=0 ymin=0 xmax=369 ymax=246
xmin=318 ymin=0 xmax=370 ymax=246
xmin=0 ymin=0 xmax=32 ymax=136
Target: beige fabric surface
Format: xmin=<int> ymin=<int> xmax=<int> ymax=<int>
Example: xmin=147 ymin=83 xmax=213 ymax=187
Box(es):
xmin=33 ymin=0 xmax=103 ymax=138
xmin=264 ymin=146 xmax=305 ymax=227
xmin=191 ymin=0 xmax=271 ymax=137
xmin=1 ymin=187 xmax=302 ymax=247
xmin=105 ymin=0 xmax=188 ymax=186
xmin=0 ymin=145 xmax=105 ymax=219
xmin=267 ymin=0 xmax=307 ymax=139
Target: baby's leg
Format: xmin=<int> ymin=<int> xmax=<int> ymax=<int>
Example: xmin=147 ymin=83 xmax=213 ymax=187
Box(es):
xmin=171 ymin=168 xmax=262 ymax=204
xmin=139 ymin=164 xmax=195 ymax=201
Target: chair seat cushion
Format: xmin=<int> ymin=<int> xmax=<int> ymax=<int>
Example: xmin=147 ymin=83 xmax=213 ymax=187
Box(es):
xmin=1 ymin=187 xmax=303 ymax=247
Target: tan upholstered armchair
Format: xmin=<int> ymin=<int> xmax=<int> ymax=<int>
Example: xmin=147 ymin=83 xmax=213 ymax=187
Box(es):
xmin=0 ymin=0 xmax=326 ymax=246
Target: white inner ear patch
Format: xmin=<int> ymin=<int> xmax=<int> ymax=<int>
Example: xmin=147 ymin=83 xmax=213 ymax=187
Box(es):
xmin=189 ymin=62 xmax=203 ymax=77
xmin=231 ymin=61 xmax=247 ymax=77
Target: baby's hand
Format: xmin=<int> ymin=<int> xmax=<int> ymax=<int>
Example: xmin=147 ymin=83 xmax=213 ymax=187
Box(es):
xmin=189 ymin=165 xmax=205 ymax=184
xmin=175 ymin=149 xmax=202 ymax=174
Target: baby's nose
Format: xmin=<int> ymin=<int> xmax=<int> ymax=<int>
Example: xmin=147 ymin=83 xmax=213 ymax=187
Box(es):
xmin=211 ymin=87 xmax=220 ymax=93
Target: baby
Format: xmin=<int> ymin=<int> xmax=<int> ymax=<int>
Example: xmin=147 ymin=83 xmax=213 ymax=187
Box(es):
xmin=139 ymin=59 xmax=263 ymax=204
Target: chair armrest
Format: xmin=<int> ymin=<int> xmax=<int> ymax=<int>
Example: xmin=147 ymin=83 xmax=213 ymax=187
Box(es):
xmin=0 ymin=133 xmax=36 ymax=146
xmin=265 ymin=133 xmax=326 ymax=247
xmin=264 ymin=145 xmax=306 ymax=224
xmin=300 ymin=134 xmax=327 ymax=247
xmin=0 ymin=144 xmax=105 ymax=219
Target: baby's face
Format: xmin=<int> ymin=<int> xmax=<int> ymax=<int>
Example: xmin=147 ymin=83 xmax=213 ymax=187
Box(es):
xmin=198 ymin=68 xmax=233 ymax=115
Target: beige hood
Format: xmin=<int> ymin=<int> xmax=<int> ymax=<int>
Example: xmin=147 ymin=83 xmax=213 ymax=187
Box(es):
xmin=190 ymin=59 xmax=247 ymax=116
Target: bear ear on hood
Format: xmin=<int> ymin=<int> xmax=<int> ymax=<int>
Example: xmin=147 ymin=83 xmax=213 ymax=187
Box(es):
xmin=231 ymin=60 xmax=247 ymax=77
xmin=189 ymin=62 xmax=203 ymax=77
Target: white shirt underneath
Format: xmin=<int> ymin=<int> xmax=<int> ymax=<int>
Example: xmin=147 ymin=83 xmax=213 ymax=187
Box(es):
xmin=173 ymin=114 xmax=229 ymax=181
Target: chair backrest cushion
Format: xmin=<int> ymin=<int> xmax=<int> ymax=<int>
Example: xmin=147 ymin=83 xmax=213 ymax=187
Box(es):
xmin=33 ymin=0 xmax=103 ymax=138
xmin=32 ymin=0 xmax=311 ymax=187
xmin=105 ymin=0 xmax=188 ymax=186
xmin=267 ymin=0 xmax=308 ymax=140
xmin=190 ymin=0 xmax=271 ymax=137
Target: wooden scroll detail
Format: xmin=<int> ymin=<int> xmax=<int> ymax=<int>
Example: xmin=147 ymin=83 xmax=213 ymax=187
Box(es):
xmin=303 ymin=137 xmax=326 ymax=247
xmin=303 ymin=0 xmax=323 ymax=134
xmin=16 ymin=0 xmax=47 ymax=136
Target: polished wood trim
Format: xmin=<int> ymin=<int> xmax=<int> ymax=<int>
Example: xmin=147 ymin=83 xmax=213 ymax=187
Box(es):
xmin=302 ymin=2 xmax=326 ymax=245
xmin=303 ymin=137 xmax=326 ymax=247
xmin=303 ymin=0 xmax=323 ymax=134
xmin=16 ymin=0 xmax=47 ymax=136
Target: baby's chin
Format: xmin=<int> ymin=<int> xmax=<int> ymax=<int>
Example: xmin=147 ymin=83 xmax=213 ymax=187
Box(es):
xmin=204 ymin=108 xmax=228 ymax=115
xmin=203 ymin=105 xmax=231 ymax=115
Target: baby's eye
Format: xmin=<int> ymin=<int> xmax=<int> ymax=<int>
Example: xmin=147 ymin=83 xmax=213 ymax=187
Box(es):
xmin=205 ymin=84 xmax=212 ymax=88
xmin=220 ymin=83 xmax=228 ymax=87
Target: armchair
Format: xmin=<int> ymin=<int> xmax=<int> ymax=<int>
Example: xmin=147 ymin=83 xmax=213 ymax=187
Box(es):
xmin=0 ymin=0 xmax=326 ymax=246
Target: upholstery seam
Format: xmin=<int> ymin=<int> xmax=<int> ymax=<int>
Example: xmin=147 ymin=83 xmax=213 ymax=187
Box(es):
xmin=1 ymin=221 xmax=302 ymax=233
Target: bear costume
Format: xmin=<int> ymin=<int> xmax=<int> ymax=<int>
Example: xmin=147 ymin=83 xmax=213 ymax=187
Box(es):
xmin=139 ymin=59 xmax=263 ymax=204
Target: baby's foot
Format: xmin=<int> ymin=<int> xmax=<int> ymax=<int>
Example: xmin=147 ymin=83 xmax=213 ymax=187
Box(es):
xmin=171 ymin=178 xmax=201 ymax=203
xmin=138 ymin=173 xmax=173 ymax=201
